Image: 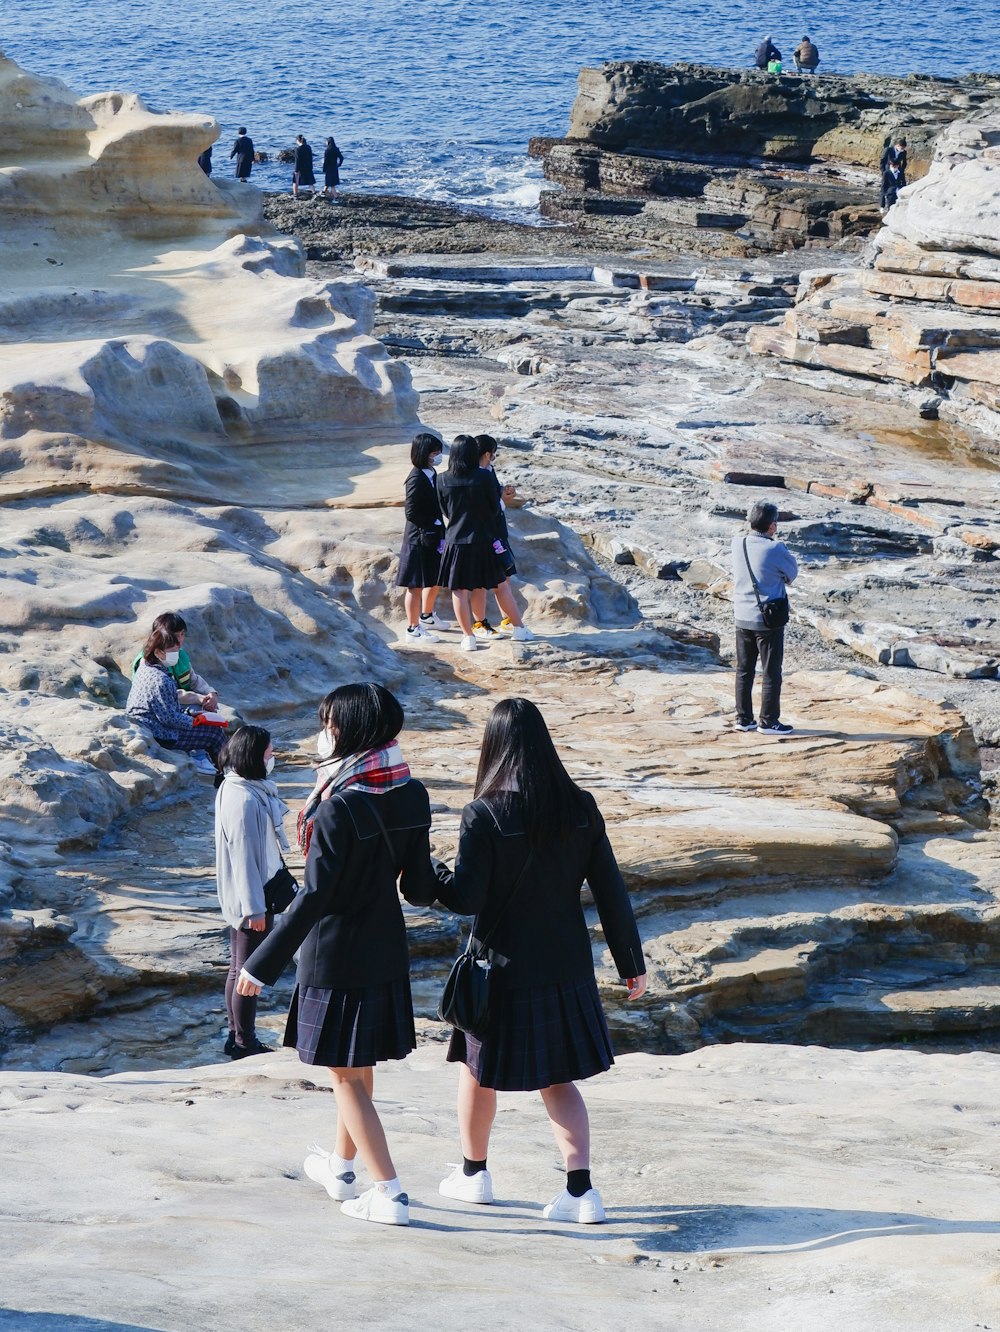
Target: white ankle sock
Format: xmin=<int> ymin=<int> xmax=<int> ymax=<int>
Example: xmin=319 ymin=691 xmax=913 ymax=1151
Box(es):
xmin=374 ymin=1175 xmax=402 ymax=1196
xmin=331 ymin=1153 xmax=355 ymax=1174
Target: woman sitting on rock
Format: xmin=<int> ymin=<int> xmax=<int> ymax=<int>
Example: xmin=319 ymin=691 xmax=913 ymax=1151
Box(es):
xmin=436 ymin=434 xmax=532 ymax=652
xmin=432 ymin=697 xmax=647 ymax=1224
xmin=215 ymin=725 xmax=287 ymax=1059
xmin=126 ymin=624 xmax=226 ymax=774
xmin=236 ymin=683 xmax=438 ymax=1227
xmin=395 ymin=431 xmax=447 ymax=642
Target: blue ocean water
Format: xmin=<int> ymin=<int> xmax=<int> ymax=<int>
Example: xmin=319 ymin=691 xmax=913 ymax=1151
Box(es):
xmin=4 ymin=0 xmax=999 ymax=216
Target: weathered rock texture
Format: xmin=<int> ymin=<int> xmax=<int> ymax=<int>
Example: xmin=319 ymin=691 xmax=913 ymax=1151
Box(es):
xmin=531 ymin=62 xmax=1000 ymax=255
xmin=751 ymin=108 xmax=1000 ymax=440
xmin=0 ymin=50 xmax=418 ymax=507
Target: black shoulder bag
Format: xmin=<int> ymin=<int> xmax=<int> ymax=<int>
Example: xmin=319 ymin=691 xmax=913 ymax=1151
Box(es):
xmin=438 ymin=849 xmax=534 ymax=1040
xmin=743 ymin=537 xmax=789 ymax=629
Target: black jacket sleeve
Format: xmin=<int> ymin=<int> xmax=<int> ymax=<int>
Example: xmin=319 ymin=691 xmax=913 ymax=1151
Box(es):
xmin=433 ymin=802 xmax=493 ymax=914
xmin=583 ymin=800 xmax=646 ymax=980
xmin=399 ymin=821 xmax=440 ymax=907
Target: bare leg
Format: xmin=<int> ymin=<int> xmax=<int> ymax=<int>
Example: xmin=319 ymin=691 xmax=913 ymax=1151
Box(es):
xmin=421 ymin=586 xmax=440 ymax=614
xmin=333 ymin=1065 xmax=373 ymax=1159
xmin=470 ymin=588 xmax=487 ymax=622
xmin=539 ymin=1082 xmax=590 ymax=1171
xmin=456 ymin=1062 xmax=497 ymax=1160
xmin=404 ymin=587 xmax=421 ymax=628
xmin=452 ymin=590 xmax=474 ymax=635
xmin=493 ymin=579 xmax=523 ymax=627
xmin=329 ymin=1067 xmax=395 ymax=1179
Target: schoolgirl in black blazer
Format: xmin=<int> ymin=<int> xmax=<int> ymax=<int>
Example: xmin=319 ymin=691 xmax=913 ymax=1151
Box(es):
xmin=395 ymin=433 xmax=446 ymax=642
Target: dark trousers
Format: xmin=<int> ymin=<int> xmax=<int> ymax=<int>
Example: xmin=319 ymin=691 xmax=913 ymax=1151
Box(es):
xmin=735 ymin=627 xmax=785 ymax=727
xmin=225 ymin=916 xmax=273 ymax=1048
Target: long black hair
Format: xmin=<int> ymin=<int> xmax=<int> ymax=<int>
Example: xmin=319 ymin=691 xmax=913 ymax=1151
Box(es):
xmin=474 ymin=698 xmax=587 ymax=847
xmin=447 ymin=434 xmax=481 ymax=479
xmin=219 ymin=724 xmax=271 ymax=780
xmin=319 ymin=683 xmax=403 ymax=758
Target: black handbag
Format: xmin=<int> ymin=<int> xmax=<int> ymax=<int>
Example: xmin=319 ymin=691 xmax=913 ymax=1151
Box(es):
xmin=438 ymin=849 xmax=534 ymax=1038
xmin=743 ymin=537 xmax=789 ymax=629
xmin=263 ymin=862 xmax=298 ymax=914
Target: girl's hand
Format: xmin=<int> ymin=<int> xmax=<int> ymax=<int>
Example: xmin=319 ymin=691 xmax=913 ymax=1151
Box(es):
xmin=502 ymin=484 xmax=516 ymax=501
xmin=236 ymin=970 xmax=262 ymax=997
xmin=626 ymin=975 xmax=647 ymax=1000
xmin=247 ymin=915 xmax=267 ymax=932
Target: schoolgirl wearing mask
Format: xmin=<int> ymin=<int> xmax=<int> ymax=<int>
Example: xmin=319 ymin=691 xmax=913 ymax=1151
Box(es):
xmin=395 ymin=432 xmax=448 ymax=642
xmin=214 ymin=725 xmax=288 ymax=1059
xmin=125 ymin=624 xmax=227 ymax=774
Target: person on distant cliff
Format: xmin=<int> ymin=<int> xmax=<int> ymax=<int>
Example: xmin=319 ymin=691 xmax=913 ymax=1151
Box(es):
xmin=793 ymin=36 xmax=820 ymax=73
xmin=754 ymin=36 xmax=781 ymax=69
xmin=126 ymin=624 xmax=227 ymax=773
xmin=881 ymin=158 xmax=905 ymax=211
xmin=292 ymin=134 xmax=316 ymax=198
xmin=731 ymin=500 xmax=798 ymax=734
xmin=396 ymin=432 xmax=447 ymax=642
xmin=322 ymin=136 xmax=345 ymax=197
xmin=215 ymin=725 xmax=288 ymax=1059
xmin=230 ymin=128 xmax=254 ymax=181
xmin=197 ymin=146 xmax=213 ymax=176
xmin=880 ymin=136 xmax=908 ymax=179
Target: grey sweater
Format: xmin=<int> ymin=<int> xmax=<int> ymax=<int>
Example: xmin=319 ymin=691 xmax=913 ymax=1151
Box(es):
xmin=731 ymin=531 xmax=798 ymax=630
xmin=215 ymin=774 xmax=291 ymax=928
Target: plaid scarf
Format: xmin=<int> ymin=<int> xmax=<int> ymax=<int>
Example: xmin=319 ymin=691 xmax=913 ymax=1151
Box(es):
xmin=297 ymin=742 xmax=411 ymax=853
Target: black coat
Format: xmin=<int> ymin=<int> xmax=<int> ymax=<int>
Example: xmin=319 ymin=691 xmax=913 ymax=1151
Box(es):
xmin=881 ymin=166 xmax=905 ymax=208
xmin=403 ymin=467 xmax=444 ymax=546
xmin=294 ymin=142 xmax=315 ymax=183
xmin=323 ymin=143 xmax=345 ymax=175
xmin=230 ymin=135 xmax=254 ymax=177
xmin=434 ymin=792 xmax=645 ymax=989
xmin=246 ymin=781 xmax=438 ymax=989
xmin=437 ymin=469 xmax=504 ymax=548
xmin=755 ymin=39 xmax=780 ymax=68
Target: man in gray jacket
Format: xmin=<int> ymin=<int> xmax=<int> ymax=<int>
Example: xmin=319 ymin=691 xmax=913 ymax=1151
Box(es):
xmin=731 ymin=500 xmax=798 ymax=733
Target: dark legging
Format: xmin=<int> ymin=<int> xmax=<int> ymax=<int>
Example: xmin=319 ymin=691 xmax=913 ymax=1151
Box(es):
xmin=225 ymin=916 xmax=274 ymax=1048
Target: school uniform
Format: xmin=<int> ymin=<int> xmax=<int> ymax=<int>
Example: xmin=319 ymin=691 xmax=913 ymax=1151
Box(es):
xmin=436 ymin=469 xmax=506 ymax=591
xmin=434 ymin=792 xmax=645 ymax=1091
xmin=395 ymin=466 xmax=444 ymax=588
xmin=246 ymin=782 xmax=439 ymax=1066
xmin=484 ymin=465 xmax=516 ymax=576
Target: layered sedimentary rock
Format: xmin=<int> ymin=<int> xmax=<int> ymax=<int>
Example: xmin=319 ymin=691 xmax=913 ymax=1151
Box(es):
xmin=750 ymin=110 xmax=1000 ymax=440
xmin=531 ymin=62 xmax=1000 ymax=255
xmin=0 ymin=50 xmax=418 ymax=505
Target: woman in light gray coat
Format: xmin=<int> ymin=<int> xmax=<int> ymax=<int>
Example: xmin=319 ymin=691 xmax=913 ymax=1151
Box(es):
xmin=215 ymin=725 xmax=291 ymax=1059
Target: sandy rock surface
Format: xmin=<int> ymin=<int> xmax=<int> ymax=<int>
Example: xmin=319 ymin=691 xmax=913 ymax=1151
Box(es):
xmin=1 ymin=1044 xmax=998 ymax=1332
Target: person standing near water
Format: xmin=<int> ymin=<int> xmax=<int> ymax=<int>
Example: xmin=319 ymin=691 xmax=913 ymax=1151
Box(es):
xmin=292 ymin=134 xmax=316 ymax=198
xmin=322 ymin=136 xmax=345 ymax=197
xmin=432 ymin=697 xmax=647 ymax=1224
xmin=230 ymin=127 xmax=254 ymax=181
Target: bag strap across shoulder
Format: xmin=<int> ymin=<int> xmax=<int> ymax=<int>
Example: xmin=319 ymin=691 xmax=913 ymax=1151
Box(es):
xmin=333 ymin=791 xmax=398 ymax=872
xmin=473 ymin=845 xmax=534 ymax=956
xmin=742 ymin=536 xmax=767 ymax=617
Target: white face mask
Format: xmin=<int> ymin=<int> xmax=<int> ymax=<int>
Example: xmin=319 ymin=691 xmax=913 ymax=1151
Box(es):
xmin=265 ymin=755 xmax=275 ymax=776
xmin=317 ymin=729 xmax=334 ymax=760
xmin=430 ymin=453 xmax=443 ymax=467
xmin=163 ymin=650 xmax=180 ymax=667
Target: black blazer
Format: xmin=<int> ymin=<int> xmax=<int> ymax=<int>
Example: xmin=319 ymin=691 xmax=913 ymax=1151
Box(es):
xmin=247 ymin=781 xmax=439 ymax=990
xmin=437 ymin=469 xmax=504 ymax=548
xmin=402 ymin=468 xmax=444 ymax=547
xmin=434 ymin=792 xmax=645 ymax=989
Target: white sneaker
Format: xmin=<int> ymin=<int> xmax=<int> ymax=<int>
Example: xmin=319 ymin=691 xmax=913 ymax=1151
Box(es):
xmin=460 ymin=634 xmax=481 ymax=652
xmin=341 ymin=1185 xmax=409 ymax=1226
xmin=421 ymin=612 xmax=449 ymax=630
xmin=472 ymin=620 xmax=500 ymax=639
xmin=542 ymin=1187 xmax=605 ymax=1224
xmin=510 ymin=625 xmax=534 ymax=642
xmin=303 ymin=1145 xmax=358 ymax=1201
xmin=439 ymin=1165 xmax=494 ymax=1205
xmin=405 ymin=623 xmax=439 ymax=643
xmin=192 ymin=753 xmax=217 ymax=775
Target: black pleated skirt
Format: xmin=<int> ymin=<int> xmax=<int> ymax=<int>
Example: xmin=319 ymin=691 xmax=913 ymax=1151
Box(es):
xmin=284 ymin=978 xmax=416 ymax=1067
xmin=438 ymin=541 xmax=506 ymax=592
xmin=446 ymin=974 xmax=615 ymax=1091
xmin=395 ymin=539 xmax=442 ymax=589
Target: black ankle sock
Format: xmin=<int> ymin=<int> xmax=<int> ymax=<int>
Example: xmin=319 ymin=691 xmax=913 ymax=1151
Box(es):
xmin=566 ymin=1169 xmax=592 ymax=1198
xmin=463 ymin=1157 xmax=487 ymax=1176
